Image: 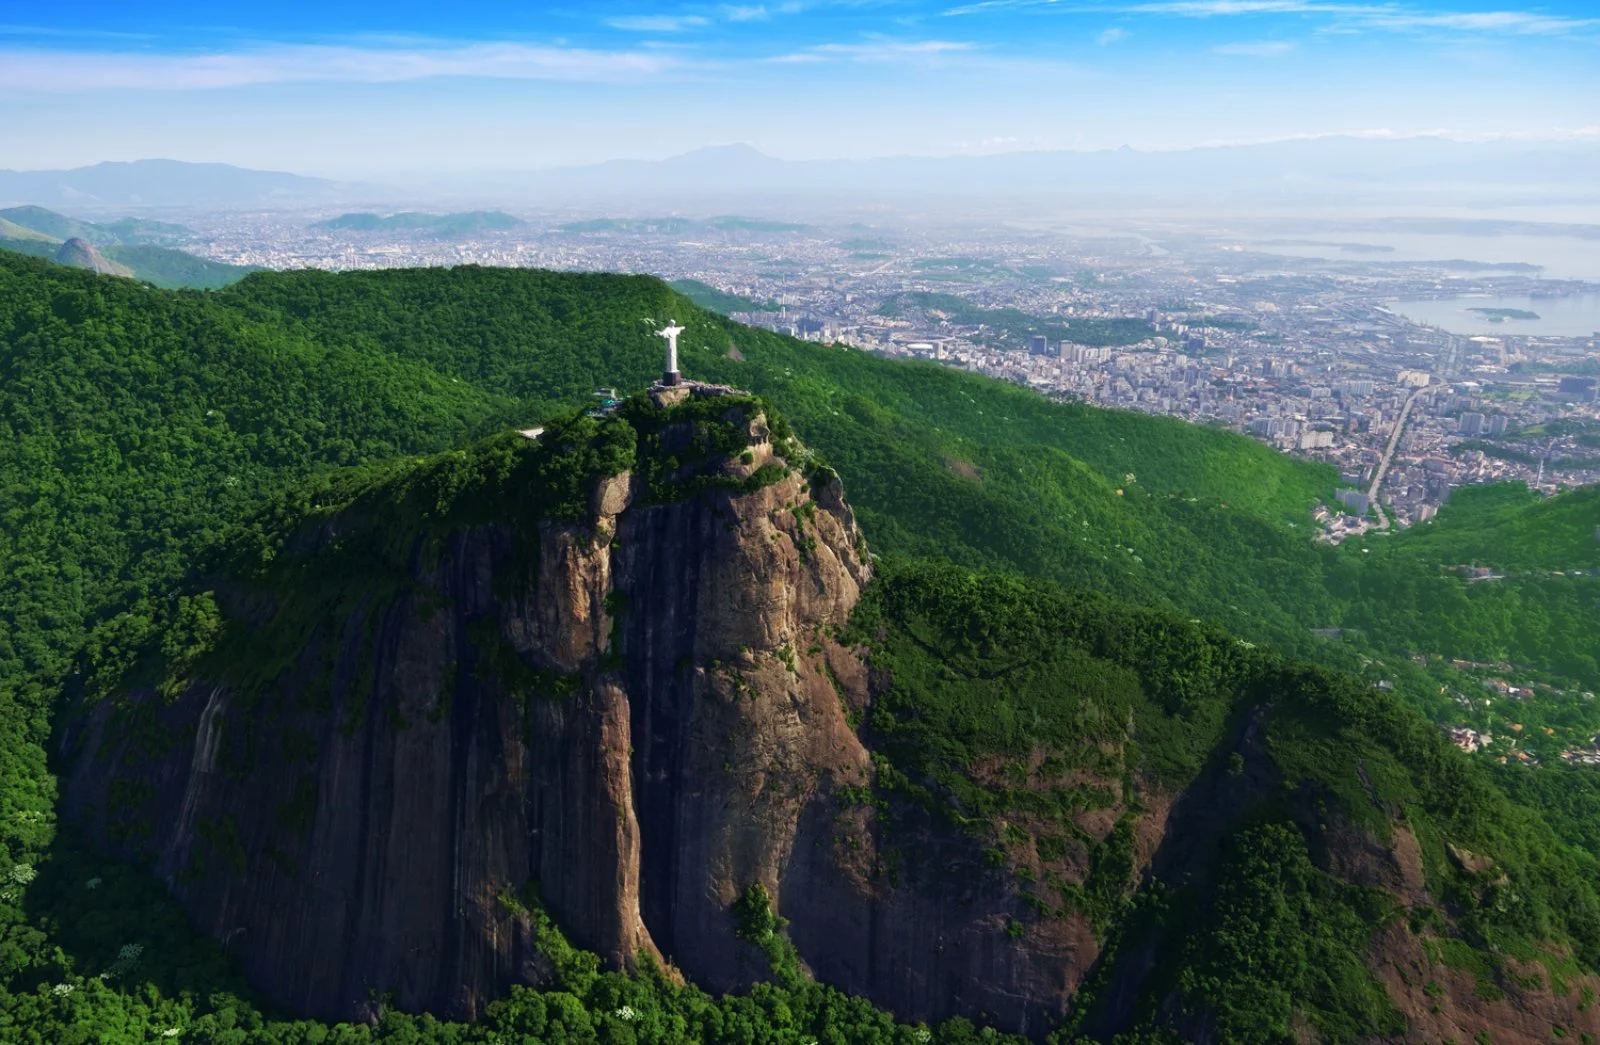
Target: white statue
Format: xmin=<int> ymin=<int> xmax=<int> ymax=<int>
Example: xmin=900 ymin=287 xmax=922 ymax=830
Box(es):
xmin=658 ymin=322 xmax=685 ymax=385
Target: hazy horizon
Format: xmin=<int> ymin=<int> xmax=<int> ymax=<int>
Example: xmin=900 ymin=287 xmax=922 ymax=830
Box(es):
xmin=3 ymin=0 xmax=1597 ymax=175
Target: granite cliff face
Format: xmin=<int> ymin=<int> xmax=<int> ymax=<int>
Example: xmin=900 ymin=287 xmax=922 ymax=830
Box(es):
xmin=62 ymin=384 xmax=1600 ymax=1042
xmin=62 ymin=385 xmax=1084 ymax=1030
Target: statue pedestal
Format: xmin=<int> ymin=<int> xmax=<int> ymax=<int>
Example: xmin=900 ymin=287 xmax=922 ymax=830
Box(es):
xmin=650 ymin=384 xmax=693 ymax=407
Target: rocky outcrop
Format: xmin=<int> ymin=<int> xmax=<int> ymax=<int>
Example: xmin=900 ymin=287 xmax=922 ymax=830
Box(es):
xmin=55 ymin=236 xmax=131 ymax=277
xmin=60 ymin=383 xmax=1600 ymax=1039
xmin=62 ymin=385 xmax=1086 ymax=1030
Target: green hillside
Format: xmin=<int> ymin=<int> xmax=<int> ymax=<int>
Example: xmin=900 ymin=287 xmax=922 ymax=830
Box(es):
xmin=0 ymin=205 xmax=254 ymax=288
xmin=667 ymin=278 xmax=781 ymax=314
xmin=95 ymin=216 xmax=193 ymax=246
xmin=0 ymin=207 xmax=194 ymax=248
xmin=0 ymin=204 xmax=114 ymax=244
xmin=314 ymin=210 xmax=524 ymax=235
xmin=98 ymin=244 xmax=263 ymax=290
xmin=0 ymin=236 xmax=56 ymax=258
xmin=0 ymin=236 xmax=257 ymax=288
xmin=1367 ymin=481 xmax=1600 ymax=571
xmin=1 ymin=253 xmax=1598 ymax=1041
xmin=211 ymin=265 xmax=1597 ymax=691
xmin=0 ymin=217 xmax=56 ymax=243
xmin=17 ymin=409 xmax=1600 ymax=1044
xmin=2 ymin=253 xmax=1591 ymax=706
xmin=876 ymin=290 xmax=1156 ymax=348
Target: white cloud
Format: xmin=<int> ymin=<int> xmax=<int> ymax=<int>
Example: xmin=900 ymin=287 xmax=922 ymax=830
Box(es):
xmin=0 ymin=23 xmax=154 ymax=40
xmin=1098 ymin=26 xmax=1129 ymax=43
xmin=1212 ymin=39 xmax=1297 ymax=53
xmin=722 ymin=3 xmax=805 ymax=20
xmin=1360 ymin=10 xmax=1599 ymax=33
xmin=1142 ymin=0 xmax=1599 ymax=33
xmin=607 ymin=15 xmax=712 ymax=31
xmin=1133 ymin=1 xmax=1362 ymax=14
xmin=770 ymin=39 xmax=975 ymax=62
xmin=0 ymin=42 xmax=678 ymax=91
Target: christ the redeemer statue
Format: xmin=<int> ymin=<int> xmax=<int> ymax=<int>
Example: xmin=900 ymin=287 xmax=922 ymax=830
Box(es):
xmin=658 ymin=322 xmax=685 ymax=386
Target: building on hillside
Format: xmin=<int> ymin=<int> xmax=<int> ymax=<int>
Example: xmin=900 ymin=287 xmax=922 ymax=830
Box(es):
xmin=1335 ymin=488 xmax=1370 ymax=515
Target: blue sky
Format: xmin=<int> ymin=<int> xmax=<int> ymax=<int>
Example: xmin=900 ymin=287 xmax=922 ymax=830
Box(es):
xmin=0 ymin=0 xmax=1595 ymax=172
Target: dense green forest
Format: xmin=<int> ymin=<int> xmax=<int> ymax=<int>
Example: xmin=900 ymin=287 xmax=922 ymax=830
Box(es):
xmin=2 ymin=253 xmax=1599 ymax=1041
xmin=666 ymin=279 xmax=780 ymax=315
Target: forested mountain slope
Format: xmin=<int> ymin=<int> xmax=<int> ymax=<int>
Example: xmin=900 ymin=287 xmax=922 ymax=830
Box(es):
xmin=212 ymin=264 xmax=1598 ymax=686
xmin=45 ymin=398 xmax=1600 ymax=1042
xmin=0 ymin=253 xmax=1597 ymax=1042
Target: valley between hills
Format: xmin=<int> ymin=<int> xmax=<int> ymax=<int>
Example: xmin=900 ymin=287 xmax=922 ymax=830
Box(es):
xmin=2 ymin=251 xmax=1599 ymax=1043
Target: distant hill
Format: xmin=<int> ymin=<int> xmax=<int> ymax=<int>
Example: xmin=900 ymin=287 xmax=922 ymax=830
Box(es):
xmin=0 ymin=159 xmax=345 ymax=208
xmin=314 ymin=210 xmax=524 ymax=236
xmin=99 ymin=244 xmax=262 ymax=290
xmin=667 ymin=278 xmax=781 ymax=314
xmin=55 ymin=237 xmax=132 ymax=277
xmin=508 ymin=138 xmax=1600 ymax=208
xmin=0 ymin=213 xmax=60 ymax=242
xmin=562 ymin=214 xmax=810 ymax=235
xmin=0 ymin=236 xmax=55 ymax=258
xmin=0 ymin=204 xmax=257 ymax=288
xmin=0 ymin=204 xmax=119 ymax=244
xmin=97 ymin=216 xmax=194 ymax=246
xmin=0 ymin=204 xmax=194 ymax=246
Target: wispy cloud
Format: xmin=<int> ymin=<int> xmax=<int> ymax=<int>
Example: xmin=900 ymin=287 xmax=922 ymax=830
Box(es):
xmin=0 ymin=42 xmax=678 ymax=91
xmin=1131 ymin=1 xmax=1366 ymax=14
xmin=1149 ymin=1 xmax=1600 ymax=33
xmin=607 ymin=15 xmax=712 ymax=32
xmin=1357 ymin=9 xmax=1600 ymax=33
xmin=770 ymin=39 xmax=975 ymax=63
xmin=1098 ymin=26 xmax=1129 ymax=43
xmin=722 ymin=3 xmax=806 ymax=20
xmin=946 ymin=0 xmax=1599 ymax=36
xmin=0 ymin=23 xmax=155 ymax=40
xmin=1212 ymin=39 xmax=1296 ymax=53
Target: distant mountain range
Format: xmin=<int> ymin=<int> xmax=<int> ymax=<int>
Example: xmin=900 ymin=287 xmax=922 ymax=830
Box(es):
xmin=563 ymin=215 xmax=811 ymax=235
xmin=486 ymin=138 xmax=1600 ymax=207
xmin=314 ymin=211 xmax=524 ymax=235
xmin=0 ymin=203 xmax=193 ymax=246
xmin=0 ymin=204 xmax=259 ymax=288
xmin=4 ymin=137 xmax=1598 ymax=213
xmin=0 ymin=159 xmax=343 ymax=209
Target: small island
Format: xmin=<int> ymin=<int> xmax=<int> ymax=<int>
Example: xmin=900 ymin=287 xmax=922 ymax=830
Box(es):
xmin=1467 ymin=307 xmax=1540 ymax=322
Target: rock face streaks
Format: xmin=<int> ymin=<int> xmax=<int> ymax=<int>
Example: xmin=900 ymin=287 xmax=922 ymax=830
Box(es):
xmin=64 ymin=387 xmax=1092 ymax=1031
xmin=59 ymin=386 xmax=1600 ymax=1042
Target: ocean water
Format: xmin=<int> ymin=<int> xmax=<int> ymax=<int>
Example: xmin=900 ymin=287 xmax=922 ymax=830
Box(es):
xmin=1390 ymin=293 xmax=1600 ymax=337
xmin=1245 ymin=232 xmax=1600 ymax=282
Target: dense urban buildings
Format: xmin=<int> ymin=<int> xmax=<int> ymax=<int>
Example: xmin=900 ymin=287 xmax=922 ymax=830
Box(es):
xmin=187 ymin=209 xmax=1600 ymax=542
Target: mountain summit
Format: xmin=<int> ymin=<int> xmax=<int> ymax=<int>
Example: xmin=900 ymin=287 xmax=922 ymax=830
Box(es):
xmin=66 ymin=387 xmax=879 ymax=1022
xmin=54 ymin=236 xmax=130 ymax=277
